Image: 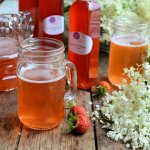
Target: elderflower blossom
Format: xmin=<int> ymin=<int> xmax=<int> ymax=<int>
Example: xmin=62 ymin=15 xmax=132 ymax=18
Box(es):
xmin=90 ymin=62 xmax=150 ymax=150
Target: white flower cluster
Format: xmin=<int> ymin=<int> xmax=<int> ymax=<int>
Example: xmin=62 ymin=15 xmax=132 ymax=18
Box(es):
xmin=99 ymin=0 xmax=150 ymax=43
xmin=64 ymin=0 xmax=74 ymax=6
xmin=64 ymin=0 xmax=150 ymax=43
xmin=90 ymin=62 xmax=150 ymax=150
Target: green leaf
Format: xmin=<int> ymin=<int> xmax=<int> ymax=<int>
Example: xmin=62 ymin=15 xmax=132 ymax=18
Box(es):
xmin=92 ymin=86 xmax=106 ymax=97
xmin=64 ymin=6 xmax=70 ymax=13
xmin=147 ymin=107 xmax=150 ymax=113
xmin=67 ymin=113 xmax=78 ymax=132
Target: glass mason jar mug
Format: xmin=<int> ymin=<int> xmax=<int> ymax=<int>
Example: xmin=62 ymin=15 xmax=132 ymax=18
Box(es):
xmin=0 ymin=12 xmax=34 ymax=91
xmin=108 ymin=16 xmax=148 ymax=85
xmin=17 ymin=38 xmax=77 ymax=130
xmin=0 ymin=14 xmax=21 ymax=91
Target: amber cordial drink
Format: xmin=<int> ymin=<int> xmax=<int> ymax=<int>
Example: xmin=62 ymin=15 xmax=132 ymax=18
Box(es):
xmin=17 ymin=38 xmax=77 ymax=130
xmin=18 ymin=68 xmax=66 ymax=129
xmin=108 ymin=17 xmax=148 ymax=85
xmin=0 ymin=14 xmax=33 ymax=91
xmin=0 ymin=37 xmax=18 ymax=91
xmin=109 ymin=36 xmax=148 ymax=85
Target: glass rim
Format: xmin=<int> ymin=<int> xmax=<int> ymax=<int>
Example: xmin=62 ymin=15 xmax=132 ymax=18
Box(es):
xmin=113 ymin=16 xmax=149 ymax=30
xmin=19 ymin=37 xmax=65 ymax=54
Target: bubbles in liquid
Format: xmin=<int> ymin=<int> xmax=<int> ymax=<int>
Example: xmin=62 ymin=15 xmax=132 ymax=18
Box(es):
xmin=0 ymin=37 xmax=18 ymax=57
xmin=111 ymin=35 xmax=147 ymax=47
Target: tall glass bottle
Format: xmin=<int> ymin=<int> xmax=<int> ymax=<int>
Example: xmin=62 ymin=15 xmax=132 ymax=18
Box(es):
xmin=19 ymin=0 xmax=38 ymax=37
xmin=68 ymin=0 xmax=100 ymax=89
xmin=38 ymin=0 xmax=64 ymax=42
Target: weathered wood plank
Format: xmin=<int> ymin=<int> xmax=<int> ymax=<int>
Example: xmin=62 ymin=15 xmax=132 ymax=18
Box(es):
xmin=99 ymin=52 xmax=109 ymax=80
xmin=17 ymin=90 xmax=96 ymax=150
xmin=0 ymin=90 xmax=20 ymax=150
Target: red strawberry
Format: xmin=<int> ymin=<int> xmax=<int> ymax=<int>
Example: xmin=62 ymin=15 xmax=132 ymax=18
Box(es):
xmin=74 ymin=115 xmax=91 ymax=133
xmin=68 ymin=112 xmax=91 ymax=134
xmin=68 ymin=100 xmax=87 ymax=115
xmin=92 ymin=80 xmax=111 ymax=97
xmin=71 ymin=105 xmax=86 ymax=115
xmin=99 ymin=81 xmax=111 ymax=92
xmin=67 ymin=100 xmax=91 ymax=134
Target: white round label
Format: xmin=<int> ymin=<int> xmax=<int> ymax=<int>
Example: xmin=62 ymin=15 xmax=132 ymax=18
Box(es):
xmin=43 ymin=15 xmax=64 ymax=35
xmin=69 ymin=32 xmax=93 ymax=55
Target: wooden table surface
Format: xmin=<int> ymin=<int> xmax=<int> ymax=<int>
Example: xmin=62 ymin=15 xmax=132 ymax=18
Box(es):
xmin=0 ymin=52 xmax=128 ymax=150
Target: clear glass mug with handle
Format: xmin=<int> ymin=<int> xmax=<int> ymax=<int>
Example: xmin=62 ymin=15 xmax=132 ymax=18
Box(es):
xmin=17 ymin=37 xmax=77 ymax=130
xmin=0 ymin=12 xmax=34 ymax=91
xmin=0 ymin=14 xmax=21 ymax=91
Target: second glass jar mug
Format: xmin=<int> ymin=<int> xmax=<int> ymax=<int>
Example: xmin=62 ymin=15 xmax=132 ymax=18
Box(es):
xmin=108 ymin=16 xmax=149 ymax=85
xmin=0 ymin=12 xmax=34 ymax=91
xmin=17 ymin=37 xmax=77 ymax=130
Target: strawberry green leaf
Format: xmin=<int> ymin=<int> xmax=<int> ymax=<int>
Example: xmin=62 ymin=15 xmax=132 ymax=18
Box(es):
xmin=92 ymin=86 xmax=106 ymax=97
xmin=67 ymin=113 xmax=78 ymax=132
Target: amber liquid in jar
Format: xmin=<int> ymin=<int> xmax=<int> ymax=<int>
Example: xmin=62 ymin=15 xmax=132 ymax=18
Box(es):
xmin=38 ymin=0 xmax=64 ymax=41
xmin=68 ymin=0 xmax=100 ymax=89
xmin=17 ymin=67 xmax=65 ymax=130
xmin=0 ymin=37 xmax=18 ymax=91
xmin=108 ymin=36 xmax=148 ymax=85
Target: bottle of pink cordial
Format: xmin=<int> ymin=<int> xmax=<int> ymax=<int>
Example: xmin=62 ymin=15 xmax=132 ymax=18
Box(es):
xmin=68 ymin=0 xmax=100 ymax=90
xmin=38 ymin=0 xmax=64 ymax=42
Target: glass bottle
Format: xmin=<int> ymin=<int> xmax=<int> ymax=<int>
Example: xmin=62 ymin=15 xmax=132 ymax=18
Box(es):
xmin=68 ymin=0 xmax=100 ymax=90
xmin=38 ymin=0 xmax=64 ymax=42
xmin=108 ymin=16 xmax=148 ymax=85
xmin=19 ymin=11 xmax=34 ymax=38
xmin=13 ymin=11 xmax=34 ymax=39
xmin=19 ymin=0 xmax=38 ymax=37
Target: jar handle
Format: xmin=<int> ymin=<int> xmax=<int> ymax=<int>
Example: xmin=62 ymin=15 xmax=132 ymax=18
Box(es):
xmin=65 ymin=60 xmax=77 ymax=101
